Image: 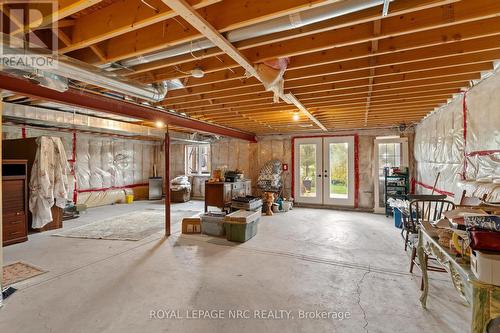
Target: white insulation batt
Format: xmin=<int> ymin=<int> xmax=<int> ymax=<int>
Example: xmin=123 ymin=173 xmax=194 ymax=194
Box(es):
xmin=29 ymin=137 xmax=70 ymax=228
xmin=414 ymin=70 xmax=500 ymax=201
xmin=3 ymin=125 xmax=162 ymax=206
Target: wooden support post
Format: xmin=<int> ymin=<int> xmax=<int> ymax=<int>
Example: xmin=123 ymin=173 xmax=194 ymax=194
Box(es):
xmin=164 ymin=131 xmax=171 ymax=237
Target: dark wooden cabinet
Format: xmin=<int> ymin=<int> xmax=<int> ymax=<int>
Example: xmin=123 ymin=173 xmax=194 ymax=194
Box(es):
xmin=2 ymin=160 xmax=28 ymax=246
xmin=204 ymin=180 xmax=251 ymax=212
xmin=3 ymin=138 xmax=63 ymax=232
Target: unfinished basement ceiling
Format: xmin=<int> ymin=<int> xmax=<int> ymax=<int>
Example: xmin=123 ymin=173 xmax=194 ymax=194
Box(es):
xmin=2 ymin=0 xmax=500 ymax=136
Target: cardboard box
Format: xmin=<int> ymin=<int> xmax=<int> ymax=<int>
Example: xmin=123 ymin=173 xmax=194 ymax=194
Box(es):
xmin=182 ymin=217 xmax=201 ymax=234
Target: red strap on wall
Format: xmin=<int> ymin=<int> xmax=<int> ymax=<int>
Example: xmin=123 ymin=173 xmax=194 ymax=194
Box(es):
xmin=21 ymin=127 xmax=27 ymax=138
xmin=72 ymin=131 xmax=78 ymax=204
xmin=410 ymin=178 xmax=416 ymax=195
xmin=462 ymin=90 xmax=468 ymax=179
xmin=466 ymin=150 xmax=500 ymax=157
xmin=413 ymin=180 xmax=455 ymax=197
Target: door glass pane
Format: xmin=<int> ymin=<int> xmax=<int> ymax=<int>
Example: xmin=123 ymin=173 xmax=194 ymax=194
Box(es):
xmin=199 ymin=145 xmax=211 ymax=174
xmin=187 ymin=146 xmax=198 ymax=174
xmin=377 ymin=143 xmax=402 ymax=207
xmin=329 ymin=143 xmax=348 ymax=199
xmin=299 ymin=144 xmax=317 ymax=197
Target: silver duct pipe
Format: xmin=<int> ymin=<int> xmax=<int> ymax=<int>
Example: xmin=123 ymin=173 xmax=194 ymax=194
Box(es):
xmin=1 ymin=34 xmax=168 ymax=102
xmin=2 ymin=102 xmax=166 ymax=137
xmin=121 ymin=0 xmax=384 ymax=67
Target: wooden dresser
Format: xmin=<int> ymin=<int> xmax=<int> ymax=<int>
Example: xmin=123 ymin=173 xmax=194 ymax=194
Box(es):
xmin=2 ymin=160 xmax=28 ymax=246
xmin=204 ymin=180 xmax=251 ymax=212
xmin=3 ymin=138 xmax=63 ymax=232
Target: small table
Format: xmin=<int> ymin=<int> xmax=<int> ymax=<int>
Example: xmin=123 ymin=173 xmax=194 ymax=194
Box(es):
xmin=417 ymin=228 xmax=500 ymax=333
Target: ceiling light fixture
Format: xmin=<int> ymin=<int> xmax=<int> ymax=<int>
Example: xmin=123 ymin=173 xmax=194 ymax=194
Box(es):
xmin=190 ymin=67 xmax=205 ymax=78
xmin=155 ymin=120 xmax=165 ymax=128
xmin=292 ymin=112 xmax=300 ymax=121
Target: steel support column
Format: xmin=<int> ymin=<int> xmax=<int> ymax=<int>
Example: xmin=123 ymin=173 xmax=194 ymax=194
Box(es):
xmin=164 ymin=132 xmax=171 ymax=237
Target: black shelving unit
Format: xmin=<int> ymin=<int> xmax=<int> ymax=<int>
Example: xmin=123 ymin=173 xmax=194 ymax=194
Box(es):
xmin=384 ymin=167 xmax=409 ymax=216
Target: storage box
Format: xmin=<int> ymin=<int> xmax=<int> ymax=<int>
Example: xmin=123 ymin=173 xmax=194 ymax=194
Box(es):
xmin=224 ymin=210 xmax=260 ymax=242
xmin=201 ymin=212 xmax=226 ymax=236
xmin=182 ymin=216 xmax=201 ymax=234
xmin=470 ymin=250 xmax=500 ymax=286
xmin=171 ymin=188 xmax=191 ymax=203
xmin=231 ymin=198 xmax=263 ymax=211
xmin=225 ymin=219 xmax=259 ymax=242
xmin=393 ymin=207 xmax=403 ymax=228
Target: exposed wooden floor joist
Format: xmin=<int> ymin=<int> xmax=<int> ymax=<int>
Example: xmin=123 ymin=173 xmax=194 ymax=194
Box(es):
xmin=2 ymin=0 xmax=500 ymax=134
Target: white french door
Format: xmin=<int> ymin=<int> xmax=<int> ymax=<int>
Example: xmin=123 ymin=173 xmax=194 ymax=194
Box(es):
xmin=294 ymin=136 xmax=355 ymax=206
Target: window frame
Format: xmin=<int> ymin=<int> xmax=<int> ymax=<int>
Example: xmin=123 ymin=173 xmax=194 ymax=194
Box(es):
xmin=185 ymin=144 xmax=211 ymax=176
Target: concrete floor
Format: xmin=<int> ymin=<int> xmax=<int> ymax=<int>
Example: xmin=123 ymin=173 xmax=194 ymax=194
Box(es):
xmin=0 ymin=200 xmax=469 ymax=332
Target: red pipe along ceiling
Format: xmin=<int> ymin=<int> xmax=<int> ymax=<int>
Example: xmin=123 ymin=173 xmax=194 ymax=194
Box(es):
xmin=0 ymin=73 xmax=257 ymax=142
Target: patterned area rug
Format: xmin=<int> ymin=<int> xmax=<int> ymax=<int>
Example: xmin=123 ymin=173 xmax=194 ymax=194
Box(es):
xmin=53 ymin=210 xmax=199 ymax=241
xmin=3 ymin=262 xmax=46 ymax=286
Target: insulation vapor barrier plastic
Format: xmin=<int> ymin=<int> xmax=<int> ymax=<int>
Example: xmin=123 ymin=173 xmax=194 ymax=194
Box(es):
xmin=3 ymin=125 xmax=163 ymax=206
xmin=414 ymin=70 xmax=500 ymax=201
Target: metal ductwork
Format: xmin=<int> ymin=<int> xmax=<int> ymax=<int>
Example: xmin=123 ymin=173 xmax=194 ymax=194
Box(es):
xmin=1 ymin=34 xmax=168 ymax=102
xmin=2 ymin=102 xmax=165 ymax=137
xmin=120 ymin=0 xmax=385 ymax=68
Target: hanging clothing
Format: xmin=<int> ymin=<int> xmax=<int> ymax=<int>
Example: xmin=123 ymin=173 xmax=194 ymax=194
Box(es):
xmin=29 ymin=136 xmax=70 ymax=228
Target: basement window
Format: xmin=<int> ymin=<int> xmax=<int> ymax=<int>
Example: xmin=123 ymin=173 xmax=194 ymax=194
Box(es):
xmin=185 ymin=145 xmax=211 ymax=176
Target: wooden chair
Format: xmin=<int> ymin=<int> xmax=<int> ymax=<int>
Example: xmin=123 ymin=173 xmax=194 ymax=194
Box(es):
xmin=408 ymin=199 xmax=455 ymax=290
xmin=401 ymin=194 xmax=447 ymax=251
xmin=458 ymin=190 xmax=487 ymax=206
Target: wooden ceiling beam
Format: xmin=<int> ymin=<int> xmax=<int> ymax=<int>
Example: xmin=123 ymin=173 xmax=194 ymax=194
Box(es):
xmin=59 ymin=0 xmax=219 ymax=54
xmin=200 ymin=104 xmax=442 ymax=120
xmin=170 ymin=86 xmax=462 ymax=114
xmin=189 ymin=96 xmax=453 ymax=118
xmin=180 ymin=76 xmax=473 ymax=115
xmin=242 ymin=0 xmax=500 ymax=62
xmin=177 ymin=91 xmax=457 ymax=116
xmin=144 ymin=19 xmax=500 ymax=88
xmin=158 ymin=45 xmax=499 ymax=102
xmin=365 ymin=19 xmax=381 ymax=126
xmin=199 ymin=103 xmax=445 ymax=121
xmin=171 ymin=83 xmax=465 ymax=114
xmin=161 ymin=64 xmax=487 ymax=108
xmin=87 ymin=0 xmax=341 ymax=63
xmin=9 ymin=0 xmax=102 ymax=36
xmin=123 ymin=0 xmax=458 ymax=76
xmin=163 ymin=0 xmax=328 ymax=131
xmin=212 ymin=111 xmax=435 ymax=126
xmin=290 ymin=74 xmax=478 ymax=96
xmin=290 ymin=62 xmax=492 ymax=89
xmin=139 ymin=2 xmax=500 ymax=82
xmin=215 ymin=114 xmax=434 ymax=126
